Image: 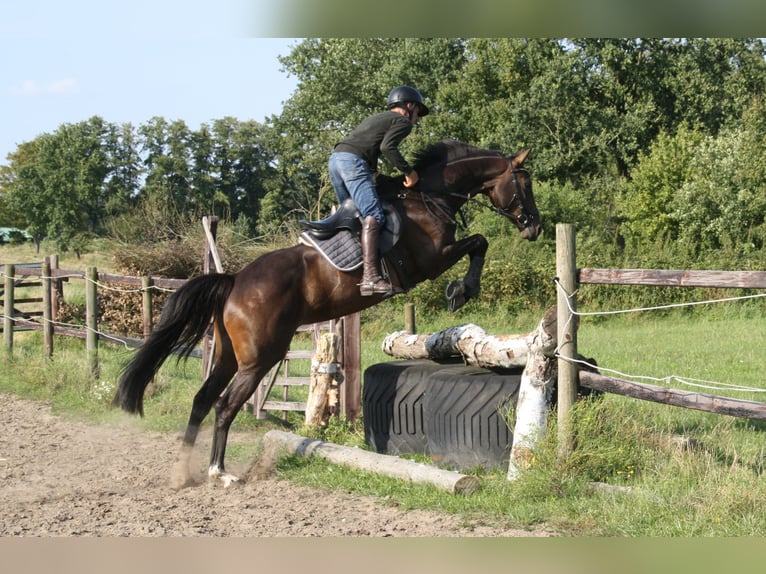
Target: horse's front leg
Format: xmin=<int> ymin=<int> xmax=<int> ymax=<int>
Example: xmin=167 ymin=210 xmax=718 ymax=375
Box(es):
xmin=440 ymin=234 xmax=488 ymax=312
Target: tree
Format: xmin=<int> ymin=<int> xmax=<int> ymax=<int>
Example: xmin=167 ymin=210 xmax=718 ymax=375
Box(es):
xmin=269 ymin=38 xmax=467 ymax=223
xmin=3 ymin=140 xmax=49 ymax=250
xmin=4 ymin=117 xmax=117 ymax=253
xmin=139 ymin=117 xmax=192 ymax=214
xmin=617 ymin=125 xmax=705 ymax=248
xmin=102 ymin=122 xmax=143 ymax=216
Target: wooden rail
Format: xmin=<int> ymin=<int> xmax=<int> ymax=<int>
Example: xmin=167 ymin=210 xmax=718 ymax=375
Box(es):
xmin=578 ymin=268 xmax=766 ymax=289
xmin=556 ymin=223 xmax=766 ymax=443
xmin=579 ymin=371 xmax=766 ymax=422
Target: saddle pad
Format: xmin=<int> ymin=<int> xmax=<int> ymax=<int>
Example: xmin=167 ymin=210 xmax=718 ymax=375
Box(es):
xmin=299 ymin=229 xmax=363 ymax=272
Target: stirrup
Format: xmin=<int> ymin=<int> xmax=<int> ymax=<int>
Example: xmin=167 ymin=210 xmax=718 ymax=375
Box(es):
xmin=358 ymin=278 xmax=392 ymax=296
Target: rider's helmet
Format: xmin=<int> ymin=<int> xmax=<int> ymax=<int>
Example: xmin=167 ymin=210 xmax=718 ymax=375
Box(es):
xmin=387 ymin=85 xmax=430 ymax=116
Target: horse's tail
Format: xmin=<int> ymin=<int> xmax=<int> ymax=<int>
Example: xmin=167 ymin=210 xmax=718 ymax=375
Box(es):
xmin=112 ymin=273 xmax=235 ymax=416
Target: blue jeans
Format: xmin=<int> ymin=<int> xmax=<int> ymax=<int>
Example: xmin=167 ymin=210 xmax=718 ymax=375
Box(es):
xmin=328 ymin=152 xmax=385 ymax=224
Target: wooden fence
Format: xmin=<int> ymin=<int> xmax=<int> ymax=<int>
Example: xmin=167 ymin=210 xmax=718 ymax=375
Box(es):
xmin=555 ymin=223 xmax=766 ymax=454
xmin=1 ymin=220 xmax=362 ymax=419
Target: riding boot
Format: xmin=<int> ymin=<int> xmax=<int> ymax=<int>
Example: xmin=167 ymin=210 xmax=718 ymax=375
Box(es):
xmin=359 ymin=216 xmax=391 ymax=296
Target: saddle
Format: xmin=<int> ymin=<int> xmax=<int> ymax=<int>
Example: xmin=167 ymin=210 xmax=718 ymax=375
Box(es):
xmin=299 ymin=199 xmax=407 ymax=284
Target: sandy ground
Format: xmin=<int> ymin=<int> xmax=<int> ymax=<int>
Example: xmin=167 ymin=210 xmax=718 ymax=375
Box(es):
xmin=0 ymin=393 xmax=554 ymax=537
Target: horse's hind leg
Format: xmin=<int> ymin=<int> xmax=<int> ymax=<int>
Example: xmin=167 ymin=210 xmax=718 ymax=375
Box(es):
xmin=207 ymin=364 xmax=274 ymax=487
xmin=171 ymin=352 xmax=237 ymax=489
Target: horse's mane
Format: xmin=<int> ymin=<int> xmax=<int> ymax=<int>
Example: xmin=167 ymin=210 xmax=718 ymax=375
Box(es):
xmin=376 ymin=139 xmax=505 ymax=198
xmin=411 ymin=139 xmax=502 ymax=171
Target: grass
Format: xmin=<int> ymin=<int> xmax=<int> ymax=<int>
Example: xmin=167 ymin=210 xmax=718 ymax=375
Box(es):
xmin=3 ymin=308 xmax=765 ymax=536
xmin=3 ymin=241 xmax=766 ymax=536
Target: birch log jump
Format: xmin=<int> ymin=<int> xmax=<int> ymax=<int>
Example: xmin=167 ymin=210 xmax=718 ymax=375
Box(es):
xmin=262 ymin=430 xmax=481 ymax=495
xmin=381 ymin=306 xmax=560 ymax=481
xmin=381 ymin=306 xmax=557 ymax=369
xmin=507 ymin=309 xmax=558 ymax=480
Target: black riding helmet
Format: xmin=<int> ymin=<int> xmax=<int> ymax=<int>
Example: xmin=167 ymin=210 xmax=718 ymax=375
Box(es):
xmin=387 ymin=85 xmax=430 ymax=117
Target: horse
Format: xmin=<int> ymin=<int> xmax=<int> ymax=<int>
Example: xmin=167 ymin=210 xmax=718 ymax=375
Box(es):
xmin=112 ymin=139 xmax=541 ymax=488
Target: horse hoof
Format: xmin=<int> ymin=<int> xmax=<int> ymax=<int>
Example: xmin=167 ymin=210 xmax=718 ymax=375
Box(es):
xmin=449 ymin=294 xmax=466 ymax=312
xmin=219 ymin=473 xmax=241 ymax=488
xmin=208 ymin=466 xmax=241 ymax=488
xmin=445 ymin=280 xmax=465 ymax=300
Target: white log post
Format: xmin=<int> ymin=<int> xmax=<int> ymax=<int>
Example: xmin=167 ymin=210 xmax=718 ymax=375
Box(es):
xmin=506 ymin=307 xmax=558 ymax=480
xmin=262 ymin=430 xmax=481 ymax=495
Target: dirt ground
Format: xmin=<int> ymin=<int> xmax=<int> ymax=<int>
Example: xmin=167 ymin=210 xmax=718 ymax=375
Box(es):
xmin=0 ymin=393 xmax=554 ymax=537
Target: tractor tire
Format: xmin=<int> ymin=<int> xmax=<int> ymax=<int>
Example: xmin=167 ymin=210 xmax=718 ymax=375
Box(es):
xmin=362 ymin=359 xmax=461 ymax=455
xmin=424 ymin=366 xmax=523 ymax=472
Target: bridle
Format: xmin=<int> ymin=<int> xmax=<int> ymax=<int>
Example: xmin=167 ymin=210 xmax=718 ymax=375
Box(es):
xmin=397 ymin=156 xmax=537 ymax=229
xmin=492 ymin=167 xmax=538 ymax=228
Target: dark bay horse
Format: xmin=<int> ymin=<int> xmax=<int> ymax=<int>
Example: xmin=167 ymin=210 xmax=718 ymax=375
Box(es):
xmin=113 ymin=139 xmax=541 ymax=487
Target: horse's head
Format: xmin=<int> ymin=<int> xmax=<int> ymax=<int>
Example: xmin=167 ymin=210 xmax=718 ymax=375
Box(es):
xmin=411 ymin=140 xmax=542 ymax=240
xmin=486 ymin=149 xmax=541 ymax=241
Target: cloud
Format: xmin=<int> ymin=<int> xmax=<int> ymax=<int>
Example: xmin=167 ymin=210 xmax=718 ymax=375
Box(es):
xmin=9 ymin=78 xmax=80 ymax=96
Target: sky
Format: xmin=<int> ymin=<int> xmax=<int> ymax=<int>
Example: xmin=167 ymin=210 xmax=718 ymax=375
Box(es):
xmin=0 ymin=1 xmax=299 ymax=163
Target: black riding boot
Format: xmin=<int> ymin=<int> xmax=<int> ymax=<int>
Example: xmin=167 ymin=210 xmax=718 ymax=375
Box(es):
xmin=359 ymin=216 xmax=391 ymax=296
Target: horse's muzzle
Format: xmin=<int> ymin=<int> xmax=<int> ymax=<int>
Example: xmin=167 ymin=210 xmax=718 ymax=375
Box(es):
xmin=520 ymin=221 xmax=542 ymax=241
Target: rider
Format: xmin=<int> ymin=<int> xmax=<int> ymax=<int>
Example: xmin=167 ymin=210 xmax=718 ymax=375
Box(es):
xmin=328 ymin=85 xmax=430 ymax=296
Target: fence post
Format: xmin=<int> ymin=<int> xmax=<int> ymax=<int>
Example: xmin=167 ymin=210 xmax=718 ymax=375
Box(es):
xmin=556 ymin=223 xmax=578 ymax=460
xmin=339 ymin=312 xmax=361 ymax=420
xmin=3 ymin=264 xmax=14 ymax=354
xmin=142 ymin=276 xmax=153 ymax=338
xmin=50 ymin=253 xmax=62 ymax=322
xmin=86 ymin=266 xmax=99 ymax=378
xmin=404 ymin=302 xmax=416 ymax=334
xmin=202 ymin=216 xmax=220 ymax=380
xmin=42 ymin=258 xmax=53 ymax=358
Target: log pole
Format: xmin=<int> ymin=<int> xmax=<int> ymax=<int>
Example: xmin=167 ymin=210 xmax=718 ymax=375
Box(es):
xmin=579 ymin=371 xmax=766 ymax=421
xmin=262 ymin=430 xmax=481 ymax=495
xmin=381 ymin=323 xmax=533 ymax=368
xmin=85 ymin=266 xmax=99 ymax=378
xmin=42 ymin=259 xmax=53 ymax=359
xmin=404 ymin=302 xmax=416 ymax=334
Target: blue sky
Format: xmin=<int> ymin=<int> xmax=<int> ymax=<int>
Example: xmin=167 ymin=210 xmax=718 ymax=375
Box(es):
xmin=0 ymin=1 xmax=299 ymax=163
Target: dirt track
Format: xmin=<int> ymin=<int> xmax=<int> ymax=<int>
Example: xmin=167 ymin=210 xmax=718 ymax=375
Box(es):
xmin=0 ymin=393 xmax=553 ymax=537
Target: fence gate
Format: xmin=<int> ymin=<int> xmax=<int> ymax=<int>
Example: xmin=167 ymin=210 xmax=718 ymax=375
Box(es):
xmin=1 ymin=263 xmax=45 ymax=336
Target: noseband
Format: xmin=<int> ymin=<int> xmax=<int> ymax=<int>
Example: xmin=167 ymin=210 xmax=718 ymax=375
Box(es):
xmin=495 ymin=168 xmax=538 ymax=228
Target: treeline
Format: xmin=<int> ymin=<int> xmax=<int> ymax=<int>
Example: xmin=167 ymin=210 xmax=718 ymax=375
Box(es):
xmin=2 ymin=39 xmax=766 ymax=286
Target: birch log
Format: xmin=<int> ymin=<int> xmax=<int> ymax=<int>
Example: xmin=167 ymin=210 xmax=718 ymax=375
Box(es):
xmin=381 ymin=324 xmax=529 ymax=367
xmin=304 ymin=333 xmax=338 ymax=427
xmin=506 ymin=308 xmax=558 ymax=480
xmin=263 ymin=430 xmax=480 ymax=495
xmin=381 ymin=305 xmax=557 ymax=369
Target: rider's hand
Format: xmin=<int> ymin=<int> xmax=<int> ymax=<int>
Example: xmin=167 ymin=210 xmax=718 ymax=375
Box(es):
xmin=404 ymin=171 xmax=419 ymax=188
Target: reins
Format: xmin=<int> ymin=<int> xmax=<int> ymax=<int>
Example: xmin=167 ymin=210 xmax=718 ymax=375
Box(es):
xmin=397 ymin=165 xmax=532 ymax=230
xmin=397 ymin=188 xmax=465 ymax=228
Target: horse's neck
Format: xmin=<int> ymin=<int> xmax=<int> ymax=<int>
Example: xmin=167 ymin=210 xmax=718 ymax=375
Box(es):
xmin=375 ymin=174 xmax=403 ymax=198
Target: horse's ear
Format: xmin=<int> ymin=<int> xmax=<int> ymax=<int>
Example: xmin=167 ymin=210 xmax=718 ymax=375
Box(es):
xmin=511 ymin=149 xmax=530 ymax=168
